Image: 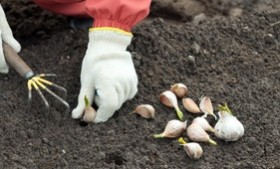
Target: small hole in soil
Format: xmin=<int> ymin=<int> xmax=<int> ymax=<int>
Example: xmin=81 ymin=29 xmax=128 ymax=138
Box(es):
xmin=79 ymin=121 xmax=88 ymax=127
xmin=105 ymin=153 xmax=126 ymax=166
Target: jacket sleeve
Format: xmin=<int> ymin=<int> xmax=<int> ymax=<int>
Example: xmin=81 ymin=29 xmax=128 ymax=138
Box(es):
xmin=85 ymin=0 xmax=151 ymax=32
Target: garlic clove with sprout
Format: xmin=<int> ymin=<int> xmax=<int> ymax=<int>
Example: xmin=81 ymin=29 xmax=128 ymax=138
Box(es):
xmin=199 ymin=96 xmax=217 ymax=120
xmin=160 ymin=91 xmax=176 ymax=108
xmin=160 ymin=91 xmax=184 ymax=120
xmin=192 ymin=117 xmax=215 ymax=133
xmin=182 ymin=98 xmax=201 ymax=114
xmin=214 ymin=103 xmax=244 ymax=141
xmin=82 ymin=95 xmax=96 ymax=123
xmin=130 ymin=104 xmax=155 ymax=119
xmin=170 ymin=83 xmax=188 ymax=98
xmin=154 ymin=119 xmax=187 ymax=138
xmin=178 ymin=137 xmax=203 ymax=160
xmin=187 ymin=123 xmax=217 ymax=145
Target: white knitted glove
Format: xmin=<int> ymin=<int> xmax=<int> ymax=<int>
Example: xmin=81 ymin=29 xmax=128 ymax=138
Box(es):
xmin=0 ymin=5 xmax=21 ymax=73
xmin=72 ymin=29 xmax=138 ymax=123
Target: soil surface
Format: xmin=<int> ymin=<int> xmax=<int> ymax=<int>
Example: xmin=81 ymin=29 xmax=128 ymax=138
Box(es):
xmin=1 ymin=0 xmax=280 ymax=168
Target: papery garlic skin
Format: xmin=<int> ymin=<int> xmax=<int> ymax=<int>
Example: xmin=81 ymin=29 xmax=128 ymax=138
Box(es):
xmin=82 ymin=95 xmax=97 ymax=123
xmin=154 ymin=120 xmax=187 ymax=138
xmin=133 ymin=104 xmax=155 ymax=119
xmin=183 ymin=143 xmax=203 ymax=160
xmin=192 ymin=117 xmax=214 ymax=133
xmin=171 ymin=83 xmax=188 ymax=98
xmin=160 ymin=91 xmax=178 ymax=108
xmin=199 ymin=96 xmax=217 ymax=120
xmin=160 ymin=91 xmax=184 ymax=120
xmin=82 ymin=106 xmax=96 ymax=123
xmin=214 ymin=111 xmax=244 ymax=141
xmin=187 ymin=123 xmax=217 ymax=145
xmin=182 ymin=98 xmax=201 ymax=114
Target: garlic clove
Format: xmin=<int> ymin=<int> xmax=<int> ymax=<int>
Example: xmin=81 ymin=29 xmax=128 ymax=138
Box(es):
xmin=192 ymin=117 xmax=215 ymax=133
xmin=82 ymin=106 xmax=96 ymax=123
xmin=187 ymin=123 xmax=217 ymax=145
xmin=154 ymin=119 xmax=187 ymax=138
xmin=178 ymin=137 xmax=203 ymax=160
xmin=214 ymin=103 xmax=244 ymax=141
xmin=199 ymin=96 xmax=217 ymax=120
xmin=131 ymin=104 xmax=155 ymax=119
xmin=160 ymin=91 xmax=184 ymax=120
xmin=170 ymin=83 xmax=188 ymax=98
xmin=183 ymin=142 xmax=203 ymax=160
xmin=160 ymin=90 xmax=178 ymax=108
xmin=182 ymin=98 xmax=201 ymax=114
xmin=82 ymin=95 xmax=96 ymax=123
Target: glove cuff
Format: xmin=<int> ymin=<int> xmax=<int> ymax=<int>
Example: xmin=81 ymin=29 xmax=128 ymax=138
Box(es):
xmin=88 ymin=27 xmax=133 ymax=52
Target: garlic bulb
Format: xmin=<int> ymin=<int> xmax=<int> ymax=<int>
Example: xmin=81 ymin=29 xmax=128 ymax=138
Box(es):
xmin=192 ymin=117 xmax=214 ymax=133
xmin=160 ymin=91 xmax=184 ymax=120
xmin=170 ymin=83 xmax=188 ymax=98
xmin=131 ymin=104 xmax=155 ymax=119
xmin=199 ymin=96 xmax=217 ymax=120
xmin=154 ymin=119 xmax=187 ymax=138
xmin=182 ymin=98 xmax=201 ymax=114
xmin=187 ymin=123 xmax=217 ymax=145
xmin=178 ymin=137 xmax=203 ymax=160
xmin=214 ymin=104 xmax=244 ymax=141
xmin=82 ymin=95 xmax=96 ymax=123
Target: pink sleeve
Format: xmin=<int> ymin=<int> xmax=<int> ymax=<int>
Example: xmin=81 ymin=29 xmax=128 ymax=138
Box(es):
xmin=85 ymin=0 xmax=151 ymax=32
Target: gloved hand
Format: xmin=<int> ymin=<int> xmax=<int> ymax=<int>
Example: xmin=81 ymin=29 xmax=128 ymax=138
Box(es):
xmin=72 ymin=28 xmax=138 ymax=123
xmin=0 ymin=5 xmax=21 ymax=73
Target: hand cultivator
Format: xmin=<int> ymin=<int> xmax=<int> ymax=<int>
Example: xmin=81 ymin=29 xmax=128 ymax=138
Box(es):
xmin=3 ymin=43 xmax=70 ymax=114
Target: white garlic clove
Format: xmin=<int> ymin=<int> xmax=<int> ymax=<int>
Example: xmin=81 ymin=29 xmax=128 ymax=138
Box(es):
xmin=171 ymin=83 xmax=188 ymax=98
xmin=82 ymin=106 xmax=96 ymax=123
xmin=182 ymin=98 xmax=201 ymax=114
xmin=159 ymin=90 xmax=178 ymax=108
xmin=183 ymin=142 xmax=203 ymax=160
xmin=187 ymin=123 xmax=217 ymax=145
xmin=160 ymin=91 xmax=184 ymax=120
xmin=154 ymin=119 xmax=187 ymax=138
xmin=178 ymin=137 xmax=203 ymax=160
xmin=214 ymin=104 xmax=244 ymax=141
xmin=199 ymin=96 xmax=217 ymax=120
xmin=192 ymin=117 xmax=215 ymax=133
xmin=131 ymin=104 xmax=155 ymax=119
xmin=82 ymin=95 xmax=96 ymax=123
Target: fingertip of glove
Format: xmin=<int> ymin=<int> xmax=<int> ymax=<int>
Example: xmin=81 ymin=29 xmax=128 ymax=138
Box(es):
xmin=71 ymin=107 xmax=84 ymax=119
xmin=0 ymin=67 xmax=9 ymax=74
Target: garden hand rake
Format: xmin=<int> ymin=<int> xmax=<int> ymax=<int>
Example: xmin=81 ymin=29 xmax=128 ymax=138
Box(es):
xmin=2 ymin=43 xmax=70 ymax=114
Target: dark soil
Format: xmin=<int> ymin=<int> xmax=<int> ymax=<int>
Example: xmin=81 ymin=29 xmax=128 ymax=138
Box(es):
xmin=1 ymin=0 xmax=280 ymax=168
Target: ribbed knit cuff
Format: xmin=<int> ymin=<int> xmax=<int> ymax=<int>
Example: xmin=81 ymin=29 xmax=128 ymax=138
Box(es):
xmin=87 ymin=29 xmax=133 ymax=52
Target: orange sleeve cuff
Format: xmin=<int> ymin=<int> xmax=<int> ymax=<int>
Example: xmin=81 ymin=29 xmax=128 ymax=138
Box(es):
xmin=85 ymin=0 xmax=151 ymax=31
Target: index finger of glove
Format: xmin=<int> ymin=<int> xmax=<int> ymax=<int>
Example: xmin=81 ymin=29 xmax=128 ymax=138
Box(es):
xmin=94 ymin=86 xmax=119 ymax=123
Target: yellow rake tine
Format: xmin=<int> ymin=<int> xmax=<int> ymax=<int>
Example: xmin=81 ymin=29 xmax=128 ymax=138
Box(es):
xmin=33 ymin=78 xmax=47 ymax=89
xmin=37 ymin=77 xmax=53 ymax=86
xmin=28 ymin=80 xmax=33 ymax=91
xmin=38 ymin=77 xmax=67 ymax=98
xmin=31 ymin=80 xmax=50 ymax=110
xmin=27 ymin=74 xmax=69 ymax=113
xmin=27 ymin=80 xmax=33 ymax=108
xmin=31 ymin=79 xmax=39 ymax=90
